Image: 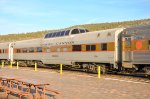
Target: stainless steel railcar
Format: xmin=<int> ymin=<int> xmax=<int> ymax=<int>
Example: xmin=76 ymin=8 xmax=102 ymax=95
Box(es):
xmin=42 ymin=27 xmax=123 ymax=72
xmin=122 ymin=25 xmax=150 ymax=72
xmin=0 ymin=42 xmax=13 ymax=63
xmin=0 ymin=25 xmax=150 ymax=73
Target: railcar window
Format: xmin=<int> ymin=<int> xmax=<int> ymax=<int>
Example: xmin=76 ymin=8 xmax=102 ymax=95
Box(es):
xmin=101 ymin=43 xmax=107 ymax=51
xmin=64 ymin=30 xmax=70 ymax=36
xmin=71 ymin=29 xmax=79 ymax=35
xmin=22 ymin=49 xmax=27 ymax=53
xmin=91 ymin=45 xmax=96 ymax=51
xmin=86 ymin=45 xmax=90 ymax=51
xmin=45 ymin=34 xmax=49 ymax=38
xmin=3 ymin=49 xmax=5 ymax=53
xmin=72 ymin=45 xmax=81 ymax=51
xmin=48 ymin=33 xmax=53 ymax=38
xmin=60 ymin=31 xmax=65 ymax=36
xmin=79 ymin=29 xmax=85 ymax=33
xmin=46 ymin=48 xmax=50 ymax=52
xmin=56 ymin=32 xmax=61 ymax=37
xmin=51 ymin=33 xmax=57 ymax=37
xmin=148 ymin=40 xmax=150 ymax=50
xmin=86 ymin=45 xmax=96 ymax=51
xmin=29 ymin=48 xmax=34 ymax=53
xmin=85 ymin=29 xmax=89 ymax=32
xmin=37 ymin=47 xmax=42 ymax=52
xmin=16 ymin=49 xmax=21 ymax=53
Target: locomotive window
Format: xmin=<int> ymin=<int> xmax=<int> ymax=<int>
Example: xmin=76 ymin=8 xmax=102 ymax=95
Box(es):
xmin=37 ymin=47 xmax=42 ymax=52
xmin=125 ymin=37 xmax=131 ymax=47
xmin=60 ymin=31 xmax=65 ymax=36
xmin=58 ymin=32 xmax=62 ymax=37
xmin=71 ymin=29 xmax=79 ymax=35
xmin=72 ymin=45 xmax=81 ymax=51
xmin=79 ymin=29 xmax=85 ymax=33
xmin=29 ymin=48 xmax=34 ymax=53
xmin=64 ymin=30 xmax=70 ymax=36
xmin=101 ymin=43 xmax=107 ymax=51
xmin=86 ymin=45 xmax=96 ymax=51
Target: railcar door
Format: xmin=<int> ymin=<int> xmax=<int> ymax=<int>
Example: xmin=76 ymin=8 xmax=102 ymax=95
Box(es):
xmin=8 ymin=43 xmax=13 ymax=62
xmin=122 ymin=36 xmax=132 ymax=62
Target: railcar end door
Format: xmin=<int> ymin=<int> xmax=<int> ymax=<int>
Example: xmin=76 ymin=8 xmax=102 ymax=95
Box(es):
xmin=122 ymin=37 xmax=132 ymax=62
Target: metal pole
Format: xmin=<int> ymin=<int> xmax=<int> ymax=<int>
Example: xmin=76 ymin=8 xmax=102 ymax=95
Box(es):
xmin=17 ymin=61 xmax=19 ymax=69
xmin=1 ymin=62 xmax=4 ymax=68
xmin=98 ymin=66 xmax=101 ymax=79
xmin=35 ymin=62 xmax=37 ymax=71
xmin=60 ymin=64 xmax=62 ymax=75
xmin=10 ymin=61 xmax=12 ymax=69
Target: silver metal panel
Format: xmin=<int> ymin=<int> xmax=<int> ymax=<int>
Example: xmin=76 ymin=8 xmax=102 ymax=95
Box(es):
xmin=122 ymin=52 xmax=131 ymax=62
xmin=132 ymin=51 xmax=150 ymax=64
xmin=0 ymin=42 xmax=10 ymax=60
xmin=0 ymin=54 xmax=8 ymax=59
xmin=13 ymin=38 xmax=42 ymax=48
xmin=13 ymin=39 xmax=42 ymax=61
xmin=42 ymin=52 xmax=115 ymax=65
xmin=14 ymin=53 xmax=42 ymax=61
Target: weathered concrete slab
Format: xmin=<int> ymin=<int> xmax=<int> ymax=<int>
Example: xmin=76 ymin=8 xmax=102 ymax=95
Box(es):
xmin=0 ymin=67 xmax=150 ymax=99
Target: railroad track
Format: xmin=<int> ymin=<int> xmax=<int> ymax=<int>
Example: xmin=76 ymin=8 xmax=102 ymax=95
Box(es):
xmin=15 ymin=65 xmax=150 ymax=82
xmin=53 ymin=66 xmax=149 ymax=83
xmin=115 ymin=72 xmax=150 ymax=79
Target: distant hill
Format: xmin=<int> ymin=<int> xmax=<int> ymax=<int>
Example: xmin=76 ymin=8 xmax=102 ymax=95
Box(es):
xmin=0 ymin=19 xmax=150 ymax=43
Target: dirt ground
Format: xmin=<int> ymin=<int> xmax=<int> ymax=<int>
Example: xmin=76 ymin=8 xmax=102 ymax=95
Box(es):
xmin=0 ymin=67 xmax=150 ymax=99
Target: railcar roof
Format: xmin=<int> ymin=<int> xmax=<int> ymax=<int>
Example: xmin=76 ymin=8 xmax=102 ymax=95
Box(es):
xmin=126 ymin=24 xmax=150 ymax=30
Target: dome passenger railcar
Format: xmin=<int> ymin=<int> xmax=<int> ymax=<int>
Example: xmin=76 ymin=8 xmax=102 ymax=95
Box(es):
xmin=0 ymin=25 xmax=150 ymax=73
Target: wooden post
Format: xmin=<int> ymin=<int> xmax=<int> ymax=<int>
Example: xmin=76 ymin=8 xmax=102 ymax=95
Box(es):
xmin=98 ymin=66 xmax=101 ymax=79
xmin=60 ymin=64 xmax=62 ymax=75
xmin=17 ymin=61 xmax=19 ymax=69
xmin=35 ymin=62 xmax=37 ymax=71
xmin=1 ymin=62 xmax=4 ymax=68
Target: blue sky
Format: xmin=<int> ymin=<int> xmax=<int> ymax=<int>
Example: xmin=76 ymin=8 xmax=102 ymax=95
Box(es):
xmin=0 ymin=0 xmax=150 ymax=35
